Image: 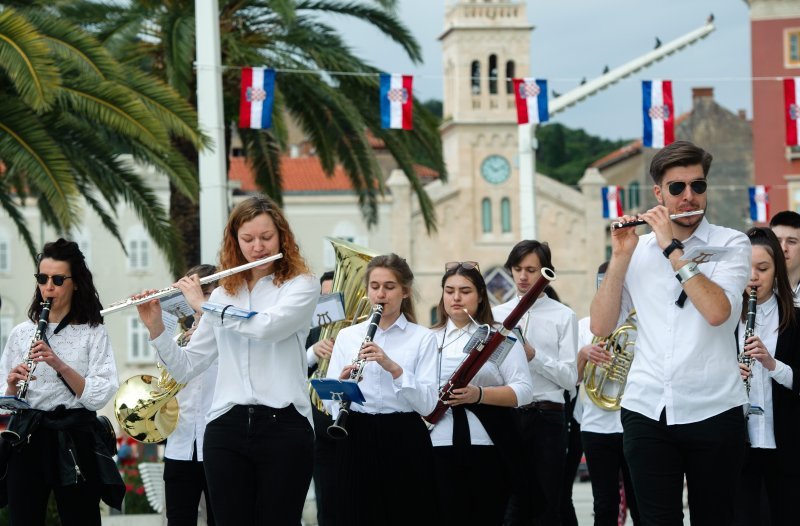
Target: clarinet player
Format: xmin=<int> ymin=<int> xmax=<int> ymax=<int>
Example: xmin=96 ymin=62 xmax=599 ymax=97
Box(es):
xmin=0 ymin=239 xmax=123 ymax=525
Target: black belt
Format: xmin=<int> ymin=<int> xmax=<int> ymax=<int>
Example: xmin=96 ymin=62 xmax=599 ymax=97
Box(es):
xmin=518 ymin=401 xmax=564 ymax=412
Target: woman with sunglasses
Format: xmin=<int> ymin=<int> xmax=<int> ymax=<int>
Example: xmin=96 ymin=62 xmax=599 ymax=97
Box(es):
xmin=1 ymin=238 xmax=123 ymax=525
xmin=733 ymin=227 xmax=800 ymax=525
xmin=136 ymin=196 xmax=320 ymax=525
xmin=325 ymin=254 xmax=439 ymax=526
xmin=430 ymin=261 xmax=533 ymax=526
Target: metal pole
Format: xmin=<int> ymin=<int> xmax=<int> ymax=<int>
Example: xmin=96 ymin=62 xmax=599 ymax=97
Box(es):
xmin=195 ymin=0 xmax=229 ymax=264
xmin=518 ymin=123 xmax=537 ymax=240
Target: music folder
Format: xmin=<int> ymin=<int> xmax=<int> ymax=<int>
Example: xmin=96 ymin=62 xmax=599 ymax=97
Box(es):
xmin=310 ymin=378 xmax=366 ymax=405
xmin=0 ymin=396 xmax=31 ymax=412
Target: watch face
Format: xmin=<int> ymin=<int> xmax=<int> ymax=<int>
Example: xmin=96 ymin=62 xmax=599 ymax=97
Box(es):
xmin=480 ymin=155 xmax=511 ymax=185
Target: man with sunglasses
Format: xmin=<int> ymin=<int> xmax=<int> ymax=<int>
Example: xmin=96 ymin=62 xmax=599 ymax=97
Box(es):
xmin=494 ymin=240 xmax=578 ymax=525
xmin=590 ymin=140 xmax=750 ymax=525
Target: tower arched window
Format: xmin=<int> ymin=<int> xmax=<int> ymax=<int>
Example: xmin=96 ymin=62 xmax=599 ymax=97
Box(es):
xmin=471 ymin=61 xmax=481 ymax=95
xmin=488 ymin=54 xmax=498 ymax=95
xmin=628 ymin=181 xmax=641 ymax=210
xmin=482 ymin=198 xmax=492 ymax=233
xmin=505 ymin=60 xmax=516 ymax=94
xmin=501 ymin=198 xmax=512 ymax=233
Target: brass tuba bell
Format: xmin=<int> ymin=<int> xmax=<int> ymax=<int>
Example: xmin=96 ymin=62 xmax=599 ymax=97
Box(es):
xmin=114 ymin=363 xmax=185 ymax=443
xmin=583 ymin=310 xmax=636 ymax=411
xmin=309 ymin=238 xmax=378 ymax=413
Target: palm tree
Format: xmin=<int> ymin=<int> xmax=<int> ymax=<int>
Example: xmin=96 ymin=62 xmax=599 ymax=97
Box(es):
xmin=61 ymin=0 xmax=445 ymax=268
xmin=0 ymin=4 xmax=208 ymax=274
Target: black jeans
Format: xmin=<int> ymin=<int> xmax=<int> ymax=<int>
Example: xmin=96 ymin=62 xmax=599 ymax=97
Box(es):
xmin=504 ymin=406 xmax=566 ymax=525
xmin=622 ymin=406 xmax=746 ymax=526
xmin=311 ymin=404 xmax=337 ymax=526
xmin=164 ymin=447 xmax=215 ymax=526
xmin=582 ymin=431 xmax=638 ymax=526
xmin=202 ymin=404 xmax=314 ymax=526
xmin=560 ymin=396 xmax=582 ymax=526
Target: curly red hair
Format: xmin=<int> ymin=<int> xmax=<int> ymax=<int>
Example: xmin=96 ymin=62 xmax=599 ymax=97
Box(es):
xmin=219 ymin=196 xmax=309 ymax=294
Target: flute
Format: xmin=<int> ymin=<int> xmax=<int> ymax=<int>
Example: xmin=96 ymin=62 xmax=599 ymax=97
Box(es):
xmin=611 ymin=210 xmax=704 ymax=230
xmin=101 ymin=253 xmax=283 ymax=315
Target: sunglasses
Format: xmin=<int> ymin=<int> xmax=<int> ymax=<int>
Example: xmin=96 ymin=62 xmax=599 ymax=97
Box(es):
xmin=666 ymin=180 xmax=707 ymax=196
xmin=445 ymin=261 xmax=480 ymax=272
xmin=34 ymin=273 xmax=72 ymax=286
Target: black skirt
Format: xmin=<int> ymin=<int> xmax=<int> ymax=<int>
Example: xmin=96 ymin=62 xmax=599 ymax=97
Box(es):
xmin=332 ymin=411 xmax=438 ymax=526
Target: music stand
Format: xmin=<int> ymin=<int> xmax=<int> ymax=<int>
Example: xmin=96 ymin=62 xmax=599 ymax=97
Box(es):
xmin=310 ymin=379 xmax=366 ymax=405
xmin=0 ymin=396 xmax=30 ymax=412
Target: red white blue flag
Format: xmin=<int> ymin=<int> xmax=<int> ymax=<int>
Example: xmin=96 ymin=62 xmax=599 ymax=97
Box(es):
xmin=642 ymin=80 xmax=674 ymax=148
xmin=380 ymin=73 xmax=413 ymax=130
xmin=749 ymin=185 xmax=770 ymax=223
xmin=602 ymin=186 xmax=624 ymax=218
xmin=239 ymin=67 xmax=275 ymax=129
xmin=784 ymin=78 xmax=800 ymax=146
xmin=513 ymin=78 xmax=549 ymax=125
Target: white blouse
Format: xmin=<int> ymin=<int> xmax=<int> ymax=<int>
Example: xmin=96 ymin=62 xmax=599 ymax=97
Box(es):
xmin=429 ymin=319 xmax=533 ymax=447
xmin=151 ymin=273 xmax=320 ymax=426
xmin=1 ymin=321 xmax=118 ymax=411
xmin=325 ymin=314 xmax=438 ymax=418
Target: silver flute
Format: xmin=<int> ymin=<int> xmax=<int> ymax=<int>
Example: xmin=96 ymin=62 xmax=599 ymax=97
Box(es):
xmin=101 ymin=254 xmax=284 ymax=315
xmin=611 ymin=210 xmax=704 ymax=230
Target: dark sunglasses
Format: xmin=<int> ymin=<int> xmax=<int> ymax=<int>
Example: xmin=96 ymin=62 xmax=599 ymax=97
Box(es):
xmin=34 ymin=273 xmax=72 ymax=286
xmin=445 ymin=261 xmax=480 ymax=272
xmin=666 ymin=180 xmax=707 ymax=196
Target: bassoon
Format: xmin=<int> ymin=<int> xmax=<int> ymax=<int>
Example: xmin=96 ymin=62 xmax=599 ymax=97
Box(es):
xmin=424 ymin=268 xmax=556 ymax=426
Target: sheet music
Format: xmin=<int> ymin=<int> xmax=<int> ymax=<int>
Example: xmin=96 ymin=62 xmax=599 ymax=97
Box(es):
xmin=311 ymin=292 xmax=346 ymax=328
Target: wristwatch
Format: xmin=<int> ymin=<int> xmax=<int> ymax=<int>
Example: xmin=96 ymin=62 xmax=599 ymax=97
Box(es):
xmin=676 ymin=262 xmax=701 ymax=284
xmin=662 ymin=238 xmax=684 ymax=259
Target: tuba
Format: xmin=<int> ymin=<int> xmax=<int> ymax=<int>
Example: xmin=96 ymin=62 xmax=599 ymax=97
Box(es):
xmin=309 ymin=238 xmax=378 ymax=412
xmin=583 ymin=310 xmax=636 ymax=411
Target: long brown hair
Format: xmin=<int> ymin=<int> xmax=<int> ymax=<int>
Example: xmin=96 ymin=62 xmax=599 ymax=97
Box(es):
xmin=743 ymin=227 xmax=796 ymax=333
xmin=366 ymin=254 xmax=417 ymax=323
xmin=219 ymin=196 xmax=309 ymax=294
xmin=431 ymin=266 xmax=494 ymax=329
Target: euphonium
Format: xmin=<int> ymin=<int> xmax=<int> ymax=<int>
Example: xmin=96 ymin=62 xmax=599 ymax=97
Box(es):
xmin=584 ymin=310 xmax=636 ymax=411
xmin=308 ymin=238 xmax=378 ymax=412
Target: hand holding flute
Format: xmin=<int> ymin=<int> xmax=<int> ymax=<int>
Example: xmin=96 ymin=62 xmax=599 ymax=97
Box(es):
xmin=611 ymin=209 xmax=704 ymax=230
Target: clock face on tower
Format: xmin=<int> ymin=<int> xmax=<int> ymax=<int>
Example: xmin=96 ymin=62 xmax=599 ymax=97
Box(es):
xmin=480 ymin=154 xmax=511 ymax=185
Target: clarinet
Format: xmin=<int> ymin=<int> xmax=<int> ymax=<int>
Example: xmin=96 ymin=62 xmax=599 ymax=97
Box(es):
xmin=327 ymin=304 xmax=383 ymax=439
xmin=740 ymin=288 xmax=757 ymax=396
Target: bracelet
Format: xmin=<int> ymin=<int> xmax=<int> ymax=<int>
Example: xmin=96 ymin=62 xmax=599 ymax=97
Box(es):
xmin=477 ymin=386 xmax=484 ymax=404
xmin=220 ymin=304 xmax=232 ymax=325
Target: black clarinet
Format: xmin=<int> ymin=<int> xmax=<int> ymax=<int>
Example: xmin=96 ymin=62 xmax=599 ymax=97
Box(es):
xmin=740 ymin=288 xmax=757 ymax=396
xmin=327 ymin=304 xmax=383 ymax=439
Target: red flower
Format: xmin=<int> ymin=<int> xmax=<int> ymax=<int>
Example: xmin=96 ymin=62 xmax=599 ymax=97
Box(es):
xmin=135 ymin=487 xmax=145 ymax=495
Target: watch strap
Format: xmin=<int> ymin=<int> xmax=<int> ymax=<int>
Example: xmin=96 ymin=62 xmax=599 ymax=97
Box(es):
xmin=663 ymin=238 xmax=684 ymax=259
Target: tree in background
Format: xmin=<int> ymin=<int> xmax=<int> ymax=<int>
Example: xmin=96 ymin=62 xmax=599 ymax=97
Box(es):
xmin=0 ymin=4 xmax=207 ymax=275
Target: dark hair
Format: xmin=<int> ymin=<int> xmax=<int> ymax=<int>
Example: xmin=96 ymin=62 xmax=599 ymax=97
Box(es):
xmin=769 ymin=210 xmax=800 ymax=230
xmin=431 ymin=266 xmax=494 ymax=330
xmin=28 ymin=238 xmax=103 ymax=326
xmin=504 ymin=240 xmax=554 ymax=273
xmin=543 ymin=285 xmax=560 ymax=303
xmin=220 ymin=195 xmax=309 ymax=292
xmin=365 ymin=254 xmax=416 ymax=323
xmin=649 ymin=140 xmax=713 ymax=185
xmin=320 ymin=270 xmax=335 ymax=285
xmin=744 ymin=227 xmax=796 ymax=333
xmin=186 ymin=264 xmax=218 ymax=295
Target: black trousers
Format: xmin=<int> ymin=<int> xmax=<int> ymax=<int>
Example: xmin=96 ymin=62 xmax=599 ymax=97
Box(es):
xmin=733 ymin=446 xmax=799 ymax=526
xmin=164 ymin=447 xmax=215 ymax=525
xmin=434 ymin=445 xmax=508 ymax=526
xmin=6 ymin=425 xmax=101 ymax=526
xmin=311 ymin=404 xmax=337 ymax=526
xmin=582 ymin=431 xmax=639 ymax=526
xmin=560 ymin=396 xmax=582 ymax=526
xmin=202 ymin=404 xmax=314 ymax=526
xmin=504 ymin=406 xmax=566 ymax=525
xmin=622 ymin=406 xmax=746 ymax=526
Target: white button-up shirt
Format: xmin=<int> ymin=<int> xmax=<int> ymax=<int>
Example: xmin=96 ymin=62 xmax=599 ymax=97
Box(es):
xmin=737 ymin=295 xmax=793 ymax=449
xmin=151 ymin=273 xmax=320 ymax=427
xmin=493 ymin=295 xmax=578 ymax=404
xmin=574 ymin=317 xmax=624 ymax=434
xmin=429 ymin=320 xmax=534 ymax=447
xmin=619 ymin=218 xmax=750 ymax=424
xmin=325 ymin=314 xmax=438 ymax=418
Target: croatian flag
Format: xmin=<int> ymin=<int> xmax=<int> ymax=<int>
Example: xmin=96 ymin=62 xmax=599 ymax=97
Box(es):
xmin=513 ymin=78 xmax=549 ymax=125
xmin=602 ymin=186 xmax=624 ymax=219
xmin=239 ymin=67 xmax=275 ymax=129
xmin=749 ymin=185 xmax=770 ymax=223
xmin=642 ymin=80 xmax=674 ymax=148
xmin=784 ymin=78 xmax=800 ymax=146
xmin=380 ymin=73 xmax=413 ymax=130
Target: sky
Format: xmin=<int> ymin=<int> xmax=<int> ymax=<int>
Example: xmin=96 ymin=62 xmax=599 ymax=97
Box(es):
xmin=324 ymin=0 xmax=752 ymax=141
